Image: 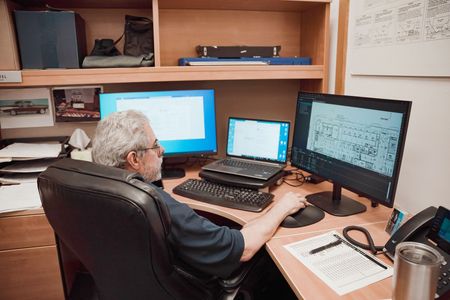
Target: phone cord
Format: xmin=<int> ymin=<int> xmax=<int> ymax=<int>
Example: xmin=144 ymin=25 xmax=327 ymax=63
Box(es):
xmin=343 ymin=225 xmax=385 ymax=255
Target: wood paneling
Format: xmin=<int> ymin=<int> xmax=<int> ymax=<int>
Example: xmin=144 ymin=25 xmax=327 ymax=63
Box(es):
xmin=335 ymin=0 xmax=349 ymax=94
xmin=0 ymin=214 xmax=55 ymax=250
xmin=0 ymin=246 xmax=64 ymax=300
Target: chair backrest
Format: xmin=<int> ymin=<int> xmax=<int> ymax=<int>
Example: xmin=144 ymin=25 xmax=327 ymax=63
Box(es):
xmin=38 ymin=159 xmax=214 ymax=300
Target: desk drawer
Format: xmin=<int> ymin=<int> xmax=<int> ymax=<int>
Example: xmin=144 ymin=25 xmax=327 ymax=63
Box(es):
xmin=0 ymin=245 xmax=64 ymax=300
xmin=0 ymin=214 xmax=55 ymax=250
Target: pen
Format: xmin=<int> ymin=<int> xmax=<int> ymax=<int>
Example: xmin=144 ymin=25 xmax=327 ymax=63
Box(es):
xmin=309 ymin=239 xmax=342 ymax=254
xmin=333 ymin=234 xmax=387 ymax=270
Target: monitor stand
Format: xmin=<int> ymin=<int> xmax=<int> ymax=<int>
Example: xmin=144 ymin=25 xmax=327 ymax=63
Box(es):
xmin=306 ymin=183 xmax=367 ymax=216
xmin=161 ymin=158 xmax=186 ymax=179
xmin=162 ymin=167 xmax=185 ymax=179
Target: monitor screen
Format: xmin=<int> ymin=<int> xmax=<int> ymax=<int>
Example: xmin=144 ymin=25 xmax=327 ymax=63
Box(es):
xmin=99 ymin=89 xmax=217 ymax=157
xmin=291 ymin=92 xmax=411 ymax=216
xmin=226 ymin=117 xmax=290 ymax=163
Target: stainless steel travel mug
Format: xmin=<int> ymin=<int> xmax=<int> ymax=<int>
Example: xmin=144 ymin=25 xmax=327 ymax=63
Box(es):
xmin=392 ymin=242 xmax=443 ymax=300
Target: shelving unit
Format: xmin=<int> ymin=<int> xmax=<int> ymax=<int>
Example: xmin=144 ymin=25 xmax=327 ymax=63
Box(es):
xmin=0 ymin=2 xmax=330 ymax=298
xmin=0 ymin=0 xmax=330 ymax=90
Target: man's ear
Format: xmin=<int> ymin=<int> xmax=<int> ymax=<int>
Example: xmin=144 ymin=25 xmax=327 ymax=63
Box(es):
xmin=125 ymin=151 xmax=140 ymax=171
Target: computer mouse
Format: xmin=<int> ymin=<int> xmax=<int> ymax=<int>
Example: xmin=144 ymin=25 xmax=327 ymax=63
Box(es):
xmin=280 ymin=205 xmax=325 ymax=228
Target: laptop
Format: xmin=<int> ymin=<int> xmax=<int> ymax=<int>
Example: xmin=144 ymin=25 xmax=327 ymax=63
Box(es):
xmin=202 ymin=117 xmax=290 ymax=180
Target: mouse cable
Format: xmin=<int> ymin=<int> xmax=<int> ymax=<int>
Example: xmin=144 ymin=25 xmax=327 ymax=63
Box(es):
xmin=342 ymin=225 xmax=384 ymax=255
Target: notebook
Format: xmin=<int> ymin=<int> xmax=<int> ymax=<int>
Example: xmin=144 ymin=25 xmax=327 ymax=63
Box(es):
xmin=202 ymin=117 xmax=290 ymax=180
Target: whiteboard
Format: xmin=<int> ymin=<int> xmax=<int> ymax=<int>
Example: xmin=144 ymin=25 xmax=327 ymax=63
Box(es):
xmin=347 ymin=0 xmax=450 ymax=77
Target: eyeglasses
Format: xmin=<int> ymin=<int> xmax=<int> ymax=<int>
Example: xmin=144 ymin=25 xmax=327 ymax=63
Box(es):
xmin=137 ymin=139 xmax=162 ymax=155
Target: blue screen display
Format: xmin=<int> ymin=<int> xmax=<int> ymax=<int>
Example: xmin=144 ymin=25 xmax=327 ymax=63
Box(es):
xmin=226 ymin=118 xmax=289 ymax=163
xmin=99 ymin=89 xmax=217 ymax=156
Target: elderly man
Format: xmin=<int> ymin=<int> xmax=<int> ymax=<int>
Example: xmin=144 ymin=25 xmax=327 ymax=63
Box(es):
xmin=92 ymin=110 xmax=306 ymax=279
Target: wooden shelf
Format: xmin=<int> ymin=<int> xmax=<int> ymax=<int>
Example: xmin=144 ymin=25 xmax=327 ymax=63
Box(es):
xmin=1 ymin=65 xmax=324 ymax=87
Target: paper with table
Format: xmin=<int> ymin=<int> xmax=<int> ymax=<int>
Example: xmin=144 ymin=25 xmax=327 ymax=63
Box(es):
xmin=284 ymin=230 xmax=392 ymax=296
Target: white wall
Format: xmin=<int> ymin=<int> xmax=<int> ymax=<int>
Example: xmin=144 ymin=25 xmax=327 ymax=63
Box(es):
xmin=338 ymin=2 xmax=450 ymax=215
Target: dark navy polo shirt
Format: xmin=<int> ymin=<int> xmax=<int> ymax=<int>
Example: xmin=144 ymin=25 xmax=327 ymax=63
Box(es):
xmin=156 ymin=188 xmax=245 ymax=278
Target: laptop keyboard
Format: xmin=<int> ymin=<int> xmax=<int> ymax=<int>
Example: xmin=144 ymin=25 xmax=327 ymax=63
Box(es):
xmin=173 ymin=179 xmax=273 ymax=212
xmin=219 ymin=159 xmax=281 ymax=173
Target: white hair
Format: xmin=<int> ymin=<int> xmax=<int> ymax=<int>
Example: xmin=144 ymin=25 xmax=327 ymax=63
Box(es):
xmin=92 ymin=110 xmax=150 ymax=168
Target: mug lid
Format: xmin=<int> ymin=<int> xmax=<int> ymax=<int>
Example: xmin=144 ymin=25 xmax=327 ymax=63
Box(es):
xmin=397 ymin=242 xmax=443 ymax=265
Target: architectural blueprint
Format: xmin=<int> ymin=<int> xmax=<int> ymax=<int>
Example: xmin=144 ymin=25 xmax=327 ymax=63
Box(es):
xmin=306 ymin=102 xmax=403 ymax=177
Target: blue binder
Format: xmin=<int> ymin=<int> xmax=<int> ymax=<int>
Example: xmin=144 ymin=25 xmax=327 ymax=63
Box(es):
xmin=178 ymin=57 xmax=312 ymax=66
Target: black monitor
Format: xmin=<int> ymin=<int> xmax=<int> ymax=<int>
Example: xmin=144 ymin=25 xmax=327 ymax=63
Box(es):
xmin=99 ymin=89 xmax=217 ymax=178
xmin=291 ymin=92 xmax=411 ymax=216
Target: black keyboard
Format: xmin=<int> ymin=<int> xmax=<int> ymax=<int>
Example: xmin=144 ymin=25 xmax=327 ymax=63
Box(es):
xmin=173 ymin=179 xmax=273 ymax=212
xmin=220 ymin=159 xmax=281 ymax=173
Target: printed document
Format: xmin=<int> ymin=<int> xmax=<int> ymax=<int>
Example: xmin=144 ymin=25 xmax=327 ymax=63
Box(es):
xmin=284 ymin=231 xmax=392 ymax=295
xmin=0 ymin=182 xmax=41 ymax=213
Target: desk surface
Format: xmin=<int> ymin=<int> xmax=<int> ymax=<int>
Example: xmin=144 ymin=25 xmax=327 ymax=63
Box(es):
xmin=165 ymin=168 xmax=393 ymax=300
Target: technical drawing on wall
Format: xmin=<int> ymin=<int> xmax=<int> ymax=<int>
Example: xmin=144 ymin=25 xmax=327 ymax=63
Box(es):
xmin=348 ymin=0 xmax=450 ymax=76
xmin=307 ymin=102 xmax=403 ymax=177
xmin=354 ymin=0 xmax=450 ymax=48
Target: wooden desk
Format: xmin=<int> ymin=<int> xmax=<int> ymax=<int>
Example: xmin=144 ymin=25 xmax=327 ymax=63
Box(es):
xmin=166 ymin=168 xmax=394 ymax=299
xmin=0 ymin=209 xmax=64 ymax=300
xmin=0 ymin=166 xmax=392 ymax=300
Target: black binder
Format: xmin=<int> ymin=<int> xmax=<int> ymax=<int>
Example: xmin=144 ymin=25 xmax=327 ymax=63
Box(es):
xmin=197 ymin=45 xmax=281 ymax=58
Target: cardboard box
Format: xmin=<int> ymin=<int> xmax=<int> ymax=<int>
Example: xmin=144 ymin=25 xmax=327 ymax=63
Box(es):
xmin=14 ymin=10 xmax=86 ymax=69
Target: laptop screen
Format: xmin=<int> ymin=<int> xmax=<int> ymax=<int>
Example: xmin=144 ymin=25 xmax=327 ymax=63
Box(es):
xmin=226 ymin=117 xmax=290 ymax=163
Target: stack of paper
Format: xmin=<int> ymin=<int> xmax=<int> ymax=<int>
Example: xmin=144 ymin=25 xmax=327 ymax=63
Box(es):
xmin=0 ymin=182 xmax=41 ymax=213
xmin=0 ymin=142 xmax=62 ymax=161
xmin=0 ymin=143 xmax=62 ymax=213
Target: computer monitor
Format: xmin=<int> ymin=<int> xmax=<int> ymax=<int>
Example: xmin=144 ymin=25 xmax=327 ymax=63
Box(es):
xmin=99 ymin=89 xmax=217 ymax=178
xmin=291 ymin=92 xmax=411 ymax=216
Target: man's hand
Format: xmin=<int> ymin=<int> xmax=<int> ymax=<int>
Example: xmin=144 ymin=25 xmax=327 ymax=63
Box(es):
xmin=273 ymin=191 xmax=307 ymax=217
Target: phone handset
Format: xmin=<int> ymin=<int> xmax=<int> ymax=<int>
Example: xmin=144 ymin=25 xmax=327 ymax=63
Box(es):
xmin=384 ymin=206 xmax=437 ymax=260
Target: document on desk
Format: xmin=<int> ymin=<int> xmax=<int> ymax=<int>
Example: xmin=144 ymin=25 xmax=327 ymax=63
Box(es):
xmin=284 ymin=231 xmax=392 ymax=296
xmin=0 ymin=143 xmax=61 ymax=159
xmin=0 ymin=182 xmax=41 ymax=213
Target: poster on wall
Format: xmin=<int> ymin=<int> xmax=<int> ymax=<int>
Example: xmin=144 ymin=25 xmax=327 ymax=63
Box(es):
xmin=52 ymin=86 xmax=102 ymax=122
xmin=0 ymin=88 xmax=54 ymax=129
xmin=349 ymin=0 xmax=450 ymax=76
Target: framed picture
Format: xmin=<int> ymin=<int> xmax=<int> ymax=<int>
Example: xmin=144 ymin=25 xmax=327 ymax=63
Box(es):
xmin=0 ymin=88 xmax=54 ymax=129
xmin=52 ymin=86 xmax=102 ymax=122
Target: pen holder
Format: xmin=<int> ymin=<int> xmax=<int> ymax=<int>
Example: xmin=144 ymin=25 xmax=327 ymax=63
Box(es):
xmin=392 ymin=242 xmax=443 ymax=300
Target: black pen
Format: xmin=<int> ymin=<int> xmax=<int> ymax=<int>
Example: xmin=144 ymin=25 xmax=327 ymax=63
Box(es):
xmin=309 ymin=239 xmax=342 ymax=254
xmin=333 ymin=234 xmax=387 ymax=270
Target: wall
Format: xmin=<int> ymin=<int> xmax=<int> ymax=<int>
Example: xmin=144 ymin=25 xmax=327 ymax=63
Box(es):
xmin=342 ymin=2 xmax=450 ymax=215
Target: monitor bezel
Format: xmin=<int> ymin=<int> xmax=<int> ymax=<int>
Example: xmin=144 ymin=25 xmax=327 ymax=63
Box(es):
xmin=291 ymin=92 xmax=412 ymax=208
xmin=99 ymin=89 xmax=218 ymax=158
xmin=225 ymin=116 xmax=291 ymax=164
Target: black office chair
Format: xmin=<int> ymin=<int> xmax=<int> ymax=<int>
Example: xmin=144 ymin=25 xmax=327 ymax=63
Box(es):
xmin=38 ymin=159 xmax=257 ymax=300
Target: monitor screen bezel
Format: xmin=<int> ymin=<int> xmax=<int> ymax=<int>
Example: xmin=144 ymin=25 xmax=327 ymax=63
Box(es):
xmin=99 ymin=89 xmax=218 ymax=157
xmin=291 ymin=92 xmax=412 ymax=208
xmin=225 ymin=116 xmax=290 ymax=164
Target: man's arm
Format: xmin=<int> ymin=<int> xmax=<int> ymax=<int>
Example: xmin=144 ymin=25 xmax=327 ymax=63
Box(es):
xmin=239 ymin=191 xmax=306 ymax=261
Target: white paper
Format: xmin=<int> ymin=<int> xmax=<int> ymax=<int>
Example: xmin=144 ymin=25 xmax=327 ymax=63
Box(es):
xmin=284 ymin=231 xmax=393 ymax=296
xmin=0 ymin=182 xmax=42 ymax=213
xmin=0 ymin=143 xmax=61 ymax=159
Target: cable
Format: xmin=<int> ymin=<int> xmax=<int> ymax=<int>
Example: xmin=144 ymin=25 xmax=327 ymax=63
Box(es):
xmin=282 ymin=168 xmax=306 ymax=187
xmin=342 ymin=225 xmax=385 ymax=255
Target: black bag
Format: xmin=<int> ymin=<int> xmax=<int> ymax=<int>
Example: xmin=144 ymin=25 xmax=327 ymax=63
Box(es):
xmin=124 ymin=15 xmax=153 ymax=57
xmin=90 ymin=39 xmax=121 ymax=56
